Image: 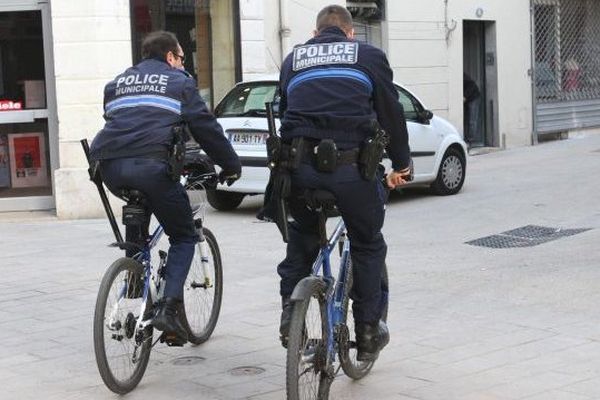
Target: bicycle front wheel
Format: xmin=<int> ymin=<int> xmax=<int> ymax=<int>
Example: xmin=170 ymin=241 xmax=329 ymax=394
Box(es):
xmin=339 ymin=261 xmax=389 ymax=380
xmin=181 ymin=225 xmax=223 ymax=344
xmin=286 ymin=280 xmax=330 ymax=400
xmin=93 ymin=257 xmax=152 ymax=394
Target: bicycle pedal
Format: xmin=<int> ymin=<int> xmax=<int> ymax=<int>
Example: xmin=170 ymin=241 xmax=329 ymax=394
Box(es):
xmin=160 ymin=332 xmax=187 ymax=347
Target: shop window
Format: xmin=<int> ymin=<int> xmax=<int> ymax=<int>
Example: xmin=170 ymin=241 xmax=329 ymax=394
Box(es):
xmin=130 ymin=0 xmax=240 ymax=108
xmin=0 ymin=11 xmax=51 ymax=198
xmin=0 ymin=11 xmax=46 ymax=110
xmin=348 ymin=0 xmax=384 ymax=48
xmin=0 ymin=121 xmax=51 ymax=197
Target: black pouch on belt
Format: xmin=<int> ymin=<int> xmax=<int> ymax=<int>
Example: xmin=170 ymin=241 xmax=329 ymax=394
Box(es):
xmin=359 ymin=120 xmax=389 ymax=181
xmin=286 ymin=137 xmax=305 ymax=171
xmin=316 ymin=139 xmax=338 ymax=173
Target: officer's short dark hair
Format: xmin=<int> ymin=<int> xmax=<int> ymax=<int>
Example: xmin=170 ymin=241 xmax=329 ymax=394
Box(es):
xmin=141 ymin=31 xmax=179 ymax=60
xmin=316 ymin=5 xmax=353 ymax=32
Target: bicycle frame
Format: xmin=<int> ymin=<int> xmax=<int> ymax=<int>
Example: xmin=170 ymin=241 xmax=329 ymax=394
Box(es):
xmin=309 ymin=218 xmax=352 ymax=362
xmin=107 ymin=174 xmax=214 ymax=340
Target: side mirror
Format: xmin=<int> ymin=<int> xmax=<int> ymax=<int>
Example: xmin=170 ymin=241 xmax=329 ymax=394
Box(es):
xmin=213 ymin=104 xmax=222 ymax=117
xmin=417 ymin=110 xmax=433 ymax=124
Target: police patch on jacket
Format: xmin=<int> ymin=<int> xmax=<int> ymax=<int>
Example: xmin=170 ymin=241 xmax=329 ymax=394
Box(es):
xmin=292 ymin=42 xmax=358 ymax=71
xmin=114 ymin=73 xmax=170 ymax=96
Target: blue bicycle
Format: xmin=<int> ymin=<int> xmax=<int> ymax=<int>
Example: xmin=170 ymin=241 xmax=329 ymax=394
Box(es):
xmin=89 ymin=149 xmax=223 ymax=394
xmin=285 ymin=189 xmax=388 ymax=400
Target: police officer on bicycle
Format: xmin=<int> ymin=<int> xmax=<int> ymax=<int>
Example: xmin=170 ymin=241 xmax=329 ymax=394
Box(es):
xmin=276 ymin=6 xmax=412 ymax=361
xmin=90 ymin=31 xmax=241 ymax=342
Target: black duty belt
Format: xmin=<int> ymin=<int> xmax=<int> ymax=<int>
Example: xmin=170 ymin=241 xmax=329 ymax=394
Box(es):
xmin=303 ymin=145 xmax=359 ymax=165
xmin=96 ymin=146 xmax=169 ymax=161
xmin=282 ymin=143 xmax=360 ymax=166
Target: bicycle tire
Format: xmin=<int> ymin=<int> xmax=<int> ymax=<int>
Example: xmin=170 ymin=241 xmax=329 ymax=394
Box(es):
xmin=339 ymin=261 xmax=389 ymax=380
xmin=181 ymin=226 xmax=223 ymax=345
xmin=286 ymin=280 xmax=330 ymax=400
xmin=93 ymin=257 xmax=152 ymax=394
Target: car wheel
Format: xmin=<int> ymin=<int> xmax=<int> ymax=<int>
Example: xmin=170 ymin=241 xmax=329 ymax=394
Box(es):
xmin=430 ymin=147 xmax=465 ymax=195
xmin=206 ymin=190 xmax=245 ymax=211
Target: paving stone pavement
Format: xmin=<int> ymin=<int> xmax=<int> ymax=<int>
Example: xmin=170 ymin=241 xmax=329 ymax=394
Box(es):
xmin=1 ymin=133 xmax=599 ymax=399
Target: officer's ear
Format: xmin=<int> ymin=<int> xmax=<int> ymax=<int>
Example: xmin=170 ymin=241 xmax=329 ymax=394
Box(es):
xmin=313 ymin=29 xmax=318 ymax=37
xmin=346 ymin=28 xmax=355 ymax=39
xmin=166 ymin=51 xmax=176 ymax=67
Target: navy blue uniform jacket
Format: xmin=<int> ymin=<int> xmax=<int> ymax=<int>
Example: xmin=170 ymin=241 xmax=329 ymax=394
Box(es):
xmin=90 ymin=58 xmax=240 ymax=174
xmin=279 ymin=26 xmax=411 ymax=170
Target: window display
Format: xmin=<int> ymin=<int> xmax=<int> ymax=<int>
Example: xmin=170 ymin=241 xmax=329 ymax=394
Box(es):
xmin=0 ymin=11 xmax=46 ymax=110
xmin=0 ymin=134 xmax=8 ymax=188
xmin=8 ymin=132 xmax=48 ymax=188
xmin=0 ymin=10 xmax=51 ymax=200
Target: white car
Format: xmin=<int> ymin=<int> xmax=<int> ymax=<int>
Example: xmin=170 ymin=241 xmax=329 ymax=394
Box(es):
xmin=207 ymin=76 xmax=467 ymax=211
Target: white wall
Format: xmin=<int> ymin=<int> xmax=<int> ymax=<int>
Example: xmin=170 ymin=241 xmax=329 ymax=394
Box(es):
xmin=239 ymin=0 xmax=343 ymax=80
xmin=51 ymin=0 xmax=132 ymax=218
xmin=387 ymin=0 xmax=533 ymax=147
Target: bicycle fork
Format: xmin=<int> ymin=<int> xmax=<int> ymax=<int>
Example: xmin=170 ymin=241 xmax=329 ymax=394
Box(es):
xmin=196 ymin=233 xmax=213 ymax=289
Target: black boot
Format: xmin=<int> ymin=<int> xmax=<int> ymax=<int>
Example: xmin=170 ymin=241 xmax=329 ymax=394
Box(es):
xmin=355 ymin=320 xmax=389 ymax=362
xmin=153 ymin=297 xmax=188 ymax=342
xmin=279 ymin=297 xmax=293 ymax=348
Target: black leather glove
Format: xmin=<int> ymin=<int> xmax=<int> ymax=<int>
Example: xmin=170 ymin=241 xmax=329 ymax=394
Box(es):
xmin=218 ymin=170 xmax=241 ymax=186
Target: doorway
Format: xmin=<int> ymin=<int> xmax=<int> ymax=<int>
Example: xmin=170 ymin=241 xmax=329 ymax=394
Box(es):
xmin=463 ymin=20 xmax=499 ymax=148
xmin=130 ymin=0 xmax=241 ymax=109
xmin=0 ymin=2 xmax=57 ymax=211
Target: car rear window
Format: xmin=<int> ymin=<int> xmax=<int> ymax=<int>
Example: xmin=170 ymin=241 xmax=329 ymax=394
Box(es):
xmin=216 ymin=83 xmax=278 ymax=117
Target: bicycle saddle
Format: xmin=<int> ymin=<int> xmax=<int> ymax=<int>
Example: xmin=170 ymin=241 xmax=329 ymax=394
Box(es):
xmin=304 ymin=189 xmax=340 ymax=218
xmin=118 ymin=188 xmax=147 ymax=205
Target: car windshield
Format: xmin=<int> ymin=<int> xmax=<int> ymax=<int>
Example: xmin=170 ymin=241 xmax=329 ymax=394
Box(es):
xmin=215 ymin=82 xmax=279 ymax=117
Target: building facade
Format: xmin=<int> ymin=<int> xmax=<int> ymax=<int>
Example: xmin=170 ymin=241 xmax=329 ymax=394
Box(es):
xmin=0 ymin=0 xmax=598 ymax=217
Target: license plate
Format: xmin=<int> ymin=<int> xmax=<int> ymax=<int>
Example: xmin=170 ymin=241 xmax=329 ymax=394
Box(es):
xmin=229 ymin=131 xmax=268 ymax=146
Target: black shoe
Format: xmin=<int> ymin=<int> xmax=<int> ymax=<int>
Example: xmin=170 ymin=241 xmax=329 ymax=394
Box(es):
xmin=355 ymin=320 xmax=389 ymax=362
xmin=153 ymin=297 xmax=188 ymax=342
xmin=279 ymin=297 xmax=293 ymax=348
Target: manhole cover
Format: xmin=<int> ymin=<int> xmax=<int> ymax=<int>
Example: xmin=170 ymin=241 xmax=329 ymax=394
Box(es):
xmin=466 ymin=225 xmax=591 ymax=248
xmin=228 ymin=366 xmax=266 ymax=376
xmin=171 ymin=356 xmax=206 ymax=366
xmin=466 ymin=234 xmax=534 ymax=249
xmin=503 ymin=225 xmax=561 ymax=239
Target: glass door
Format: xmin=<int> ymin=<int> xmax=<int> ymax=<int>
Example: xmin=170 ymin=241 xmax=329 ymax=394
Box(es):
xmin=0 ymin=2 xmax=56 ymax=211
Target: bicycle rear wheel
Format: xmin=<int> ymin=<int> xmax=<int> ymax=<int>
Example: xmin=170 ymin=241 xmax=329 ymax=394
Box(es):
xmin=93 ymin=257 xmax=152 ymax=394
xmin=286 ymin=280 xmax=330 ymax=400
xmin=339 ymin=261 xmax=389 ymax=380
xmin=181 ymin=225 xmax=223 ymax=344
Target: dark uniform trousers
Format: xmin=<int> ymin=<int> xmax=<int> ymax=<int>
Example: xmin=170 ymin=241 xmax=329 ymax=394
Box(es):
xmin=100 ymin=158 xmax=199 ymax=300
xmin=277 ymin=161 xmax=389 ymax=324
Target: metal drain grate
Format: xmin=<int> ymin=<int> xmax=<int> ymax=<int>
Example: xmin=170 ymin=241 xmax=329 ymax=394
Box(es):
xmin=466 ymin=225 xmax=591 ymax=249
xmin=171 ymin=356 xmax=206 ymax=366
xmin=502 ymin=225 xmax=561 ymax=239
xmin=228 ymin=366 xmax=266 ymax=376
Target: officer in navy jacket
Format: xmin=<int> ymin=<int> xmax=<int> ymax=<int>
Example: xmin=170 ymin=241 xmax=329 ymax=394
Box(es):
xmin=276 ymin=6 xmax=412 ymax=361
xmin=90 ymin=31 xmax=240 ymax=342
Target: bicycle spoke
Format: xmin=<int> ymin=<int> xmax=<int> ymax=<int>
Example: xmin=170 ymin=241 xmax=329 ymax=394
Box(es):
xmin=94 ymin=259 xmax=153 ymax=394
xmin=183 ymin=228 xmax=223 ymax=344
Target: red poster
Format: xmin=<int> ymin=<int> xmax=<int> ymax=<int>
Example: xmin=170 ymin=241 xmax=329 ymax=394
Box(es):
xmin=8 ymin=132 xmax=48 ymax=188
xmin=13 ymin=136 xmax=41 ymax=169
